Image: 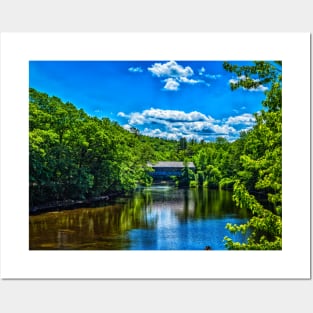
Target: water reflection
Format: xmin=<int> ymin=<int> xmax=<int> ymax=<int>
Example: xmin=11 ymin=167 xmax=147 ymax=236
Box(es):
xmin=29 ymin=187 xmax=250 ymax=250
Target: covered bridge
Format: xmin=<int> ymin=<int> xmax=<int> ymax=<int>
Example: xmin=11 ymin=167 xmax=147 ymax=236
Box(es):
xmin=147 ymin=161 xmax=195 ymax=180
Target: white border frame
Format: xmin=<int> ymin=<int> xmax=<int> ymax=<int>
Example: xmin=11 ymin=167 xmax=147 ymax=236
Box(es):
xmin=0 ymin=33 xmax=310 ymax=279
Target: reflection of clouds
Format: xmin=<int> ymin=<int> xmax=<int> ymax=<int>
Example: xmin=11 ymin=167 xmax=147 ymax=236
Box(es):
xmin=143 ymin=189 xmax=196 ymax=223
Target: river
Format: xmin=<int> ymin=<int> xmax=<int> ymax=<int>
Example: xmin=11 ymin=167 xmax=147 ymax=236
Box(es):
xmin=29 ymin=187 xmax=251 ymax=250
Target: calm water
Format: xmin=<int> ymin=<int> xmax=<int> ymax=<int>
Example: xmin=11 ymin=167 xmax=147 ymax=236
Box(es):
xmin=29 ymin=187 xmax=250 ymax=250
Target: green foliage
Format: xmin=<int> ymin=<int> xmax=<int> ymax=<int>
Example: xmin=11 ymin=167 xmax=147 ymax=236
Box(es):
xmin=219 ymin=177 xmax=235 ymax=189
xmin=222 ymin=61 xmax=282 ymax=250
xmin=29 ymin=88 xmax=157 ymax=207
xmin=224 ymin=181 xmax=282 ymax=250
xmin=191 ymin=137 xmax=237 ymax=189
xmin=205 ymin=164 xmax=221 ymax=188
xmin=178 ymin=160 xmax=195 ymax=187
xmin=196 ymin=171 xmax=205 ymax=187
xmin=189 ymin=180 xmax=197 ymax=188
xmin=223 ymin=61 xmax=281 ymax=98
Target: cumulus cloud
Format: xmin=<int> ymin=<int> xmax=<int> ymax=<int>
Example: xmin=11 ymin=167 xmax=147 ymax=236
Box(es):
xmin=179 ymin=77 xmax=203 ymax=85
xmin=122 ymin=124 xmax=133 ymax=131
xmin=226 ymin=113 xmax=255 ymax=126
xmin=121 ymin=108 xmax=214 ymax=124
xmin=128 ymin=67 xmax=144 ymax=73
xmin=117 ymin=112 xmax=127 ymax=117
xmin=148 ymin=60 xmax=193 ymax=78
xmin=148 ymin=60 xmax=210 ymax=91
xmin=163 ymin=78 xmax=180 ymax=91
xmin=117 ymin=108 xmax=254 ymax=142
xmin=141 ymin=127 xmax=206 ymax=142
xmin=141 ymin=128 xmax=182 ymax=141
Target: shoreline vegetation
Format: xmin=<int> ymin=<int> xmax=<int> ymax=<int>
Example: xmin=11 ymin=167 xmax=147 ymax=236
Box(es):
xmin=29 ymin=61 xmax=282 ymax=249
xmin=29 ymin=192 xmax=123 ymax=215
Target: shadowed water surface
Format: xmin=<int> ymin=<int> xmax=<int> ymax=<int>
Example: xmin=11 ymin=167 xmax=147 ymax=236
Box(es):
xmin=29 ymin=187 xmax=250 ymax=250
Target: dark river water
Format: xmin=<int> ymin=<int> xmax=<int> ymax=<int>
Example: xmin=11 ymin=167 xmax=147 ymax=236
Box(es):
xmin=29 ymin=187 xmax=251 ymax=250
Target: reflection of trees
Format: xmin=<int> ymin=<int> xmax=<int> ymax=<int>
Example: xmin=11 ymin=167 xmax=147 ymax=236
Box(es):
xmin=175 ymin=189 xmax=250 ymax=222
xmin=29 ymin=192 xmax=158 ymax=250
xmin=29 ymin=188 xmax=250 ymax=249
xmin=119 ymin=192 xmax=157 ymax=230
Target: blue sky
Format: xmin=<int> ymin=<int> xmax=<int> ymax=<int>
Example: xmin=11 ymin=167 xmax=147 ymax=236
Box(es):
xmin=29 ymin=60 xmax=268 ymax=142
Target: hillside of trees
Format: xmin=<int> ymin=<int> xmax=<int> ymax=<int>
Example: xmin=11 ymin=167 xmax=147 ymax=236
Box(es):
xmin=29 ymin=61 xmax=282 ymax=250
xmin=30 ymin=87 xmax=175 ymax=207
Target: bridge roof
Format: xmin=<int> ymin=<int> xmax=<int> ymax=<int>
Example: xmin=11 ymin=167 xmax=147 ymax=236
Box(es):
xmin=148 ymin=161 xmax=195 ymax=168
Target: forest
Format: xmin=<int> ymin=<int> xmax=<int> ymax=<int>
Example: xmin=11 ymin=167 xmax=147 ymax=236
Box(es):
xmin=29 ymin=61 xmax=282 ymax=250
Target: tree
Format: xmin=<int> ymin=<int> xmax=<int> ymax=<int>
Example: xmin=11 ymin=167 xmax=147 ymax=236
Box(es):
xmin=29 ymin=88 xmax=157 ymax=208
xmin=223 ymin=61 xmax=282 ymax=250
xmin=178 ymin=160 xmax=195 ymax=187
xmin=205 ymin=164 xmax=221 ymax=188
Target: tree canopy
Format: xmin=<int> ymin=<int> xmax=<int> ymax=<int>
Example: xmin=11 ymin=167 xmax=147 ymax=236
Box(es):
xmin=222 ymin=61 xmax=282 ymax=250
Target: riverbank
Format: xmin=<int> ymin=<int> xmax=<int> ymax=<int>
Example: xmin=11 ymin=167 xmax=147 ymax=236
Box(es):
xmin=30 ymin=183 xmax=176 ymax=215
xmin=29 ymin=192 xmax=124 ymax=215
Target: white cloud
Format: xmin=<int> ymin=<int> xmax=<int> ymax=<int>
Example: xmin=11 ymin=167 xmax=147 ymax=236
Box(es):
xmin=179 ymin=77 xmax=203 ymax=85
xmin=128 ymin=67 xmax=143 ymax=73
xmin=205 ymin=74 xmax=222 ymax=80
xmin=208 ymin=124 xmax=236 ymax=134
xmin=117 ymin=112 xmax=127 ymax=117
xmin=119 ymin=108 xmax=256 ymax=142
xmin=229 ymin=78 xmax=238 ymax=84
xmin=198 ymin=67 xmax=206 ymax=75
xmin=141 ymin=127 xmax=205 ymax=142
xmin=128 ymin=112 xmax=146 ymax=125
xmin=119 ymin=108 xmax=241 ymax=141
xmin=198 ymin=67 xmax=222 ymax=80
xmin=148 ymin=60 xmax=193 ymax=78
xmin=148 ymin=60 xmax=209 ymax=91
xmin=118 ymin=111 xmax=145 ymax=124
xmin=247 ymin=85 xmax=269 ymax=92
xmin=122 ymin=124 xmax=133 ymax=131
xmin=226 ymin=113 xmax=255 ymax=126
xmin=141 ymin=128 xmax=182 ymax=141
xmin=163 ymin=78 xmax=180 ymax=91
xmin=127 ymin=108 xmax=214 ymax=123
